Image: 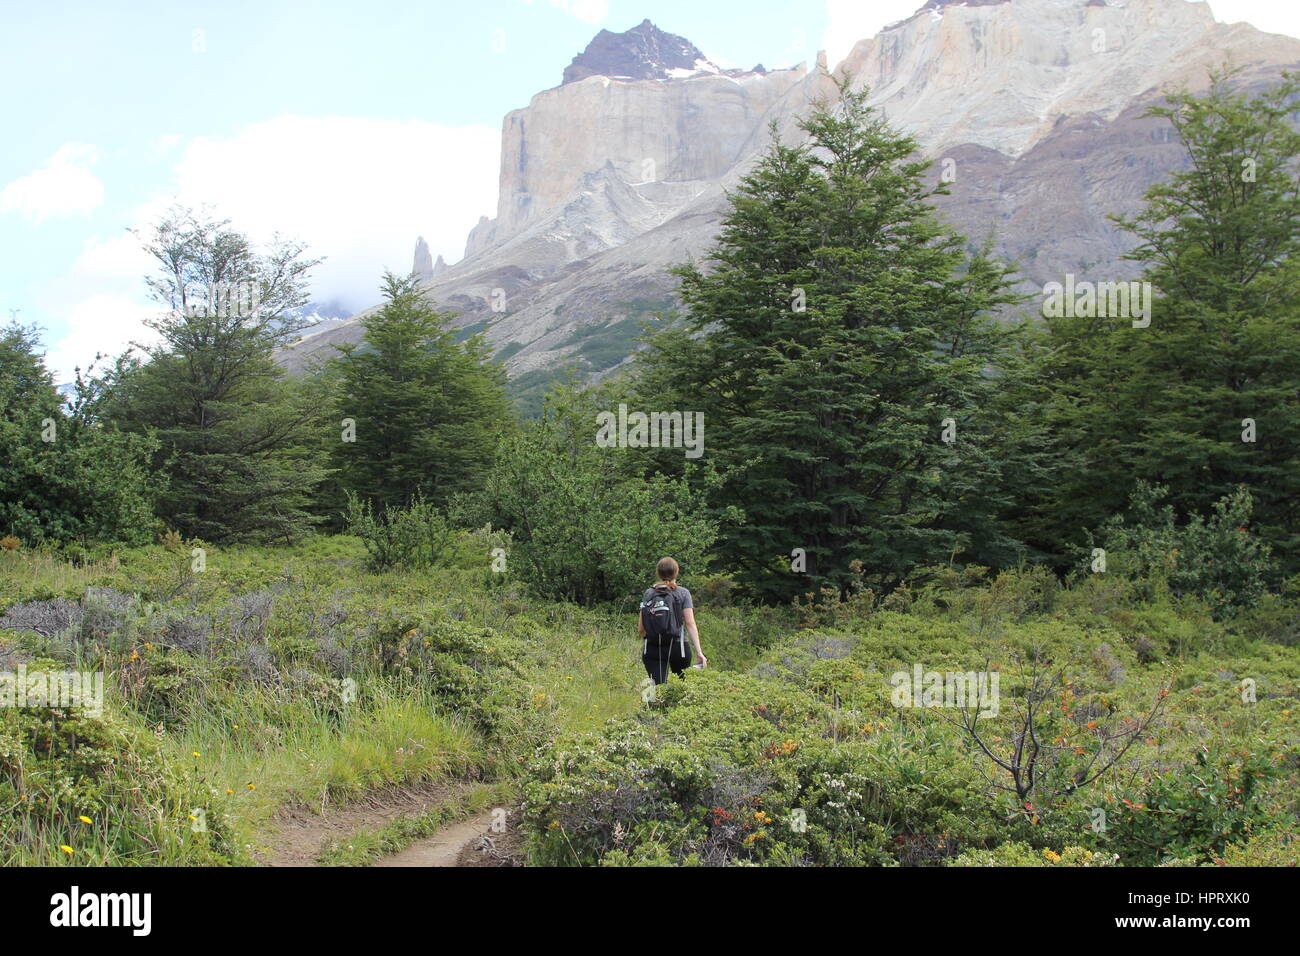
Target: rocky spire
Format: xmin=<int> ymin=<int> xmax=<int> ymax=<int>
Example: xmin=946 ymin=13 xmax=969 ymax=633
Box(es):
xmin=412 ymin=236 xmax=433 ymax=280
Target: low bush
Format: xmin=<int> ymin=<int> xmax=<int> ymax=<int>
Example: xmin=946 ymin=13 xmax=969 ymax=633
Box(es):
xmin=950 ymin=843 xmax=1118 ymax=867
xmin=520 ymin=566 xmax=1300 ymax=867
xmin=1086 ymin=483 xmax=1277 ymax=615
xmin=345 ymin=493 xmax=452 ymax=571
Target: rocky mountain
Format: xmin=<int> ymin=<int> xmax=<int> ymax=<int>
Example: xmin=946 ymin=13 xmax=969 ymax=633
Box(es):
xmin=284 ymin=299 xmax=354 ymax=339
xmin=280 ymin=0 xmax=1300 ymax=406
xmin=563 ymin=18 xmax=727 ymax=85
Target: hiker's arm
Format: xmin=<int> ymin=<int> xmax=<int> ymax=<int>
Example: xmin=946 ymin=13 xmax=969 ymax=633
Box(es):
xmin=637 ymin=615 xmax=645 ymax=637
xmin=682 ymin=607 xmax=706 ymax=667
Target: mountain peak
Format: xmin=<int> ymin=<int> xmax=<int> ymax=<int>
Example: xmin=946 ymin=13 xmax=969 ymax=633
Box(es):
xmin=412 ymin=236 xmax=433 ymax=279
xmin=562 ymin=19 xmax=718 ymax=85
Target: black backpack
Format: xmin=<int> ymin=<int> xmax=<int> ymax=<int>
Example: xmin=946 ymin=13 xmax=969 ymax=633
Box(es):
xmin=640 ymin=586 xmax=679 ymax=641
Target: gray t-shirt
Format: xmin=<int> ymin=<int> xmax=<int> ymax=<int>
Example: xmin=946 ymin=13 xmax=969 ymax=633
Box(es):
xmin=642 ymin=584 xmax=693 ymax=636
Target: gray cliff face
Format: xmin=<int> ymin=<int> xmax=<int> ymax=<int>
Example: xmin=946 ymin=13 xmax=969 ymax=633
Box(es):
xmin=486 ymin=57 xmax=805 ymax=245
xmin=281 ymin=1 xmax=1300 ymax=390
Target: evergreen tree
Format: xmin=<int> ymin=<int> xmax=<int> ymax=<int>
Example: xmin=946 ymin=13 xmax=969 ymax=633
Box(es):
xmin=1037 ymin=70 xmax=1300 ymax=572
xmin=331 ymin=272 xmax=512 ymax=513
xmin=104 ymin=208 xmax=328 ymax=542
xmin=637 ymin=85 xmax=1021 ymax=600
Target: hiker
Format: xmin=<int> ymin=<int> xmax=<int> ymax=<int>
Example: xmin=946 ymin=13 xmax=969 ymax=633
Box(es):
xmin=638 ymin=556 xmax=707 ymax=684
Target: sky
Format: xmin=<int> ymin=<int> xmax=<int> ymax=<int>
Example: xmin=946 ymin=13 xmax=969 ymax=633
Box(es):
xmin=1 ymin=0 xmax=1297 ymax=382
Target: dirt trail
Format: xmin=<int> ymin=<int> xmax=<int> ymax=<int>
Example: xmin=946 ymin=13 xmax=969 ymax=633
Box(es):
xmin=260 ymin=781 xmax=523 ymax=867
xmin=372 ymin=811 xmax=495 ymax=867
xmin=259 ymin=781 xmax=464 ymax=867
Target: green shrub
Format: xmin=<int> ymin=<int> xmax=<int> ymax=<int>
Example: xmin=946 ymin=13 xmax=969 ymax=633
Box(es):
xmin=1231 ymin=577 xmax=1300 ymax=646
xmin=792 ymin=560 xmax=876 ymax=628
xmin=1088 ymin=483 xmax=1277 ymax=615
xmin=913 ymin=564 xmax=1060 ymax=625
xmin=358 ymin=609 xmax=547 ymax=748
xmin=693 ymin=573 xmax=738 ymax=609
xmin=345 ymin=493 xmax=452 ymax=571
xmin=950 ymin=843 xmax=1118 ymax=867
xmin=1102 ymin=748 xmax=1286 ymax=865
xmin=460 ymin=388 xmax=721 ymax=607
xmin=1215 ymin=828 xmax=1300 ymax=866
xmin=119 ymin=645 xmax=222 ymax=726
xmin=522 ymin=669 xmax=1006 ymax=867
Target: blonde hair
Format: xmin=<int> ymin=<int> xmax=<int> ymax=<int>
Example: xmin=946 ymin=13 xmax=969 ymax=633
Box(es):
xmin=655 ymin=556 xmax=680 ymax=590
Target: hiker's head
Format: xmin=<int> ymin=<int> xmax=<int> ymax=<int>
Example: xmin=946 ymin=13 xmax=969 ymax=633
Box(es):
xmin=656 ymin=556 xmax=680 ymax=590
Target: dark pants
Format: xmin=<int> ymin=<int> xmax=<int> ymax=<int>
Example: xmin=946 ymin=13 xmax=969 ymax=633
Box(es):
xmin=643 ymin=633 xmax=691 ymax=684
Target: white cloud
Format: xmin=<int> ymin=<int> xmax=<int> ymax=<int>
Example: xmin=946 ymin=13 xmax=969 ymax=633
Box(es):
xmin=164 ymin=115 xmax=500 ymax=307
xmin=1 ymin=143 xmax=105 ymax=223
xmin=42 ymin=116 xmax=500 ymax=381
xmin=822 ymin=0 xmax=918 ymax=69
xmin=75 ymin=229 xmax=156 ymax=280
xmin=1207 ymin=0 xmax=1300 ymax=39
xmin=150 ymin=133 xmax=184 ymax=157
xmin=42 ymin=294 xmax=159 ymax=384
xmin=823 ymin=0 xmax=918 ymax=73
xmin=37 ymin=231 xmax=159 ymax=381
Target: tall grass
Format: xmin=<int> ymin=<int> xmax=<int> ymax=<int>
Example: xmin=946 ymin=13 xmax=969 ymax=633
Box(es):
xmin=168 ymin=682 xmax=489 ymax=836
